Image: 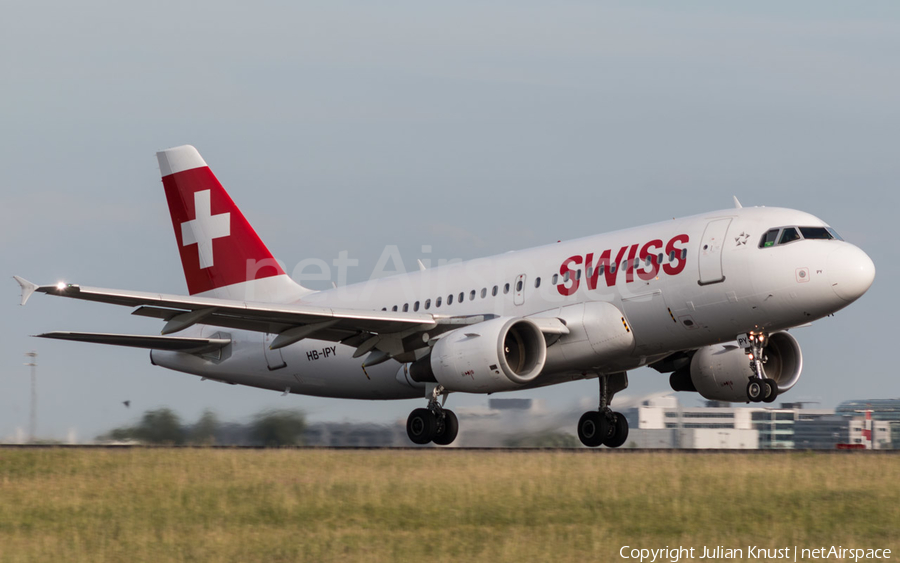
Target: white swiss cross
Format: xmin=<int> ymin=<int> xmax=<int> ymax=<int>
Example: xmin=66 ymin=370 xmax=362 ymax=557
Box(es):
xmin=181 ymin=190 xmax=230 ymax=269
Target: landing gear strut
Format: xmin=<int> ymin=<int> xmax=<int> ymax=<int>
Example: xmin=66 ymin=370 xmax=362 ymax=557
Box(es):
xmin=406 ymin=385 xmax=459 ymax=446
xmin=745 ymin=332 xmax=778 ymax=404
xmin=577 ymin=372 xmax=629 ymax=448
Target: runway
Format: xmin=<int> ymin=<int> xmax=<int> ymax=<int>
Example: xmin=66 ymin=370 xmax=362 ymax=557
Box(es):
xmin=1 ymin=444 xmax=897 ymax=454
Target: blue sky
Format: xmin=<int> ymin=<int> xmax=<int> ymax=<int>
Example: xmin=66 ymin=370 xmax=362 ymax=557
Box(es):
xmin=2 ymin=2 xmax=898 ymax=440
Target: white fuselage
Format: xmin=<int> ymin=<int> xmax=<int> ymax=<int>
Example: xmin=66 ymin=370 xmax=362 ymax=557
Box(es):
xmin=150 ymin=206 xmax=872 ymax=400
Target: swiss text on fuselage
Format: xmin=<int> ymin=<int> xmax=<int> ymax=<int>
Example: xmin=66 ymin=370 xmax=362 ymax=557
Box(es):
xmin=557 ymin=234 xmax=690 ymax=296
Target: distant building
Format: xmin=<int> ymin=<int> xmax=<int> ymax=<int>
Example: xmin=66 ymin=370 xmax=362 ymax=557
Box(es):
xmin=793 ymin=415 xmax=892 ymax=449
xmin=836 ymin=399 xmax=899 ymax=449
xmin=304 ymin=422 xmax=406 ymax=447
xmin=489 ymin=398 xmax=534 ymax=411
xmin=752 ymin=407 xmax=833 ymax=449
xmin=623 ymin=394 xmax=830 ymax=449
xmin=793 ymin=415 xmax=851 ymax=449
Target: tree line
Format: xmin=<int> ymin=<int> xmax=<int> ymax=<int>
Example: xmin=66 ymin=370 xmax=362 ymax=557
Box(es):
xmin=99 ymin=408 xmax=307 ymax=446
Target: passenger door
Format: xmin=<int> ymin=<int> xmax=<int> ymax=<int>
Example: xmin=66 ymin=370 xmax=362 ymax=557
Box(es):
xmin=698 ymin=218 xmax=732 ymax=285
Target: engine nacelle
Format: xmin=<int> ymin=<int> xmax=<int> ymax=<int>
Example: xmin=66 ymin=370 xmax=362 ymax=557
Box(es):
xmin=430 ymin=317 xmax=547 ymax=393
xmin=676 ymin=332 xmax=803 ymax=402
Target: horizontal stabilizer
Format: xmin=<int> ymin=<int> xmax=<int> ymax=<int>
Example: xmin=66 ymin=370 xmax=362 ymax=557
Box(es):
xmin=35 ymin=331 xmax=230 ymax=354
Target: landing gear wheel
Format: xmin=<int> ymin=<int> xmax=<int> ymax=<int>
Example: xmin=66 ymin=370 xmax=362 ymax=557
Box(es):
xmin=762 ymin=378 xmax=778 ymax=403
xmin=603 ymin=412 xmax=629 ymax=448
xmin=578 ymin=411 xmax=608 ymax=448
xmin=747 ymin=380 xmax=763 ymax=403
xmin=406 ymin=408 xmax=437 ymax=445
xmin=432 ymin=409 xmax=459 ymax=446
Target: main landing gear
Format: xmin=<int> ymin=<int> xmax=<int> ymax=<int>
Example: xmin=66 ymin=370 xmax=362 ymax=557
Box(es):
xmin=577 ymin=372 xmax=629 ymax=448
xmin=745 ymin=332 xmax=778 ymax=404
xmin=406 ymin=385 xmax=459 ymax=446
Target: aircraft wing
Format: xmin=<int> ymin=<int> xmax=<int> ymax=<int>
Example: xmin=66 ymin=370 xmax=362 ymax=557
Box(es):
xmin=13 ymin=277 xmax=492 ymax=357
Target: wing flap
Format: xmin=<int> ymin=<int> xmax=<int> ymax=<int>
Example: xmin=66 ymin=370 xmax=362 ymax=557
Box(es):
xmin=36 ymin=331 xmax=231 ymax=354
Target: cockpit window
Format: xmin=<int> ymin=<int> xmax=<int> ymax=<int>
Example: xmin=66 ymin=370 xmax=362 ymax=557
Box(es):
xmin=760 ymin=229 xmax=780 ymax=248
xmin=779 ymin=227 xmax=801 ymax=245
xmin=760 ymin=225 xmax=843 ymax=249
xmin=799 ymin=226 xmax=834 ymax=240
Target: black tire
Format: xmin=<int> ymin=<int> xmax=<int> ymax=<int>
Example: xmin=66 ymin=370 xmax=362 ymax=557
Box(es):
xmin=406 ymin=408 xmax=436 ymax=445
xmin=763 ymin=378 xmax=778 ymax=403
xmin=603 ymin=412 xmax=629 ymax=448
xmin=432 ymin=409 xmax=459 ymax=446
xmin=747 ymin=380 xmax=763 ymax=402
xmin=578 ymin=411 xmax=608 ymax=448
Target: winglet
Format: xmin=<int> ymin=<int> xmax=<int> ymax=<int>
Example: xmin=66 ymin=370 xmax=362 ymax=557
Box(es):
xmin=733 ymin=196 xmax=743 ymax=209
xmin=13 ymin=276 xmax=39 ymax=306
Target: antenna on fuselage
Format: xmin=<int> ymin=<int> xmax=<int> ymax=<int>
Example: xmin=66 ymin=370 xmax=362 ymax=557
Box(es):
xmin=733 ymin=196 xmax=743 ymax=209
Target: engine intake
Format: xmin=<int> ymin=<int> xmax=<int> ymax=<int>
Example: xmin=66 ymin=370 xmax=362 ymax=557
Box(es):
xmin=429 ymin=317 xmax=547 ymax=393
xmin=672 ymin=332 xmax=803 ymax=402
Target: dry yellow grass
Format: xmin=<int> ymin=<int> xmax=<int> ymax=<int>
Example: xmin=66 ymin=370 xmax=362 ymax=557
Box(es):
xmin=0 ymin=449 xmax=898 ymax=562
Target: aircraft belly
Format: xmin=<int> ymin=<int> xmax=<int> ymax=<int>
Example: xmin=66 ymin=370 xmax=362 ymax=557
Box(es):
xmin=151 ymin=331 xmax=420 ymax=400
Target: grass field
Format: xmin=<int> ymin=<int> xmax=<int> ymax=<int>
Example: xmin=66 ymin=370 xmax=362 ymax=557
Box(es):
xmin=0 ymin=449 xmax=898 ymax=562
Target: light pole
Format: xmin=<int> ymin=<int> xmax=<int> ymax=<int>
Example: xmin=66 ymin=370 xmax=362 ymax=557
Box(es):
xmin=24 ymin=351 xmax=37 ymax=443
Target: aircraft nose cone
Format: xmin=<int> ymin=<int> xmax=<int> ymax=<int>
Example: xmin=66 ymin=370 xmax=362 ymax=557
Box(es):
xmin=827 ymin=244 xmax=875 ymax=302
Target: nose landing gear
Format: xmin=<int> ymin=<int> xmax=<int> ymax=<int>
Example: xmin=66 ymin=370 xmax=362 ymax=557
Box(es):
xmin=577 ymin=372 xmax=629 ymax=448
xmin=406 ymin=385 xmax=459 ymax=446
xmin=745 ymin=332 xmax=778 ymax=404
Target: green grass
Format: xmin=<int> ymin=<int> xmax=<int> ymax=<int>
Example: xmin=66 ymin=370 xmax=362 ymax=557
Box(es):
xmin=0 ymin=449 xmax=898 ymax=562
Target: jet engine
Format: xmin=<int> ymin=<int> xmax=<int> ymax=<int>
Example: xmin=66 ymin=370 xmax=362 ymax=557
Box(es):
xmin=669 ymin=332 xmax=803 ymax=402
xmin=424 ymin=316 xmax=547 ymax=393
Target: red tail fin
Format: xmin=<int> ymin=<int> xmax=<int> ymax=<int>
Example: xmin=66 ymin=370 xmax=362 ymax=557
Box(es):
xmin=157 ymin=145 xmax=307 ymax=302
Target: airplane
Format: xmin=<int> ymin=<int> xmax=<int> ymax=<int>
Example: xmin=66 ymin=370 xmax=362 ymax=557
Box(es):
xmin=14 ymin=145 xmax=875 ymax=447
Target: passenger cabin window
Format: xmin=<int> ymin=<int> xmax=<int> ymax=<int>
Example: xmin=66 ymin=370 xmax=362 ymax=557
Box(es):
xmin=516 ymin=280 xmax=523 ymax=291
xmin=392 ymin=305 xmax=398 ymax=312
xmin=436 ymin=297 xmax=442 ymax=307
xmin=480 ymin=288 xmax=487 ymax=298
xmin=469 ymin=290 xmax=476 ymax=301
xmin=492 ymin=286 xmax=498 ymax=296
xmin=424 ymin=299 xmax=431 ymax=310
xmin=779 ymin=227 xmax=801 ymax=245
xmin=413 ymin=301 xmax=420 ymax=312
xmin=551 ymin=274 xmax=558 ymax=285
xmin=760 ymin=229 xmax=780 ymax=248
xmin=534 ymin=277 xmax=541 ymax=288
xmin=447 ymin=294 xmax=454 ymax=305
xmin=459 ymin=292 xmax=464 ymax=303
xmin=504 ymin=283 xmax=510 ymax=294
xmin=402 ymin=303 xmax=409 ymax=312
